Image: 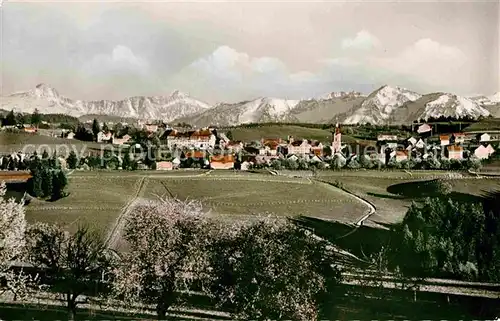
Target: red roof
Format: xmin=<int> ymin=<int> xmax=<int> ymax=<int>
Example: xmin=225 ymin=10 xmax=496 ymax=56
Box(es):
xmin=447 ymin=145 xmax=463 ymax=151
xmin=185 ymin=151 xmax=206 ymax=158
xmin=210 ymin=155 xmax=235 ymax=163
xmin=440 ymin=135 xmax=450 ymax=140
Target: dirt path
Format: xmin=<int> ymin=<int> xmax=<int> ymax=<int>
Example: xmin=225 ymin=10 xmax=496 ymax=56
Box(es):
xmin=105 ymin=176 xmax=148 ymax=249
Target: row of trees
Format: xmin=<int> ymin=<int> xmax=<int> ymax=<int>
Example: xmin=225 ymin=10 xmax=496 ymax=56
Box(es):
xmin=250 ymin=154 xmax=482 ymax=172
xmin=1 ymin=109 xmax=42 ymax=127
xmin=0 ymin=191 xmax=343 ymax=320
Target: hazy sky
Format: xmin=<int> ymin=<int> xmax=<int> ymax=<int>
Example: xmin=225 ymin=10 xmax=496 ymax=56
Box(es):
xmin=1 ymin=0 xmax=498 ymax=103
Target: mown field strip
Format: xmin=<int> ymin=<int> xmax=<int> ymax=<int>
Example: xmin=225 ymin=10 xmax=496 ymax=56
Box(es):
xmin=205 ymin=199 xmax=359 ymax=207
xmin=105 ymin=176 xmax=148 ymax=249
xmin=26 ymin=206 xmax=122 ymax=211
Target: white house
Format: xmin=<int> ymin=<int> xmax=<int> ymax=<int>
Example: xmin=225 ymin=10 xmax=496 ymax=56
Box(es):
xmin=417 ymin=123 xmax=432 ymax=134
xmin=165 ymin=128 xmax=216 ymax=150
xmin=395 ymin=151 xmax=408 ymax=162
xmin=474 ymin=145 xmax=490 ymax=159
xmin=408 ymin=137 xmax=417 ymax=146
xmin=447 ymin=145 xmax=464 ymax=160
xmin=66 ymin=132 xmax=75 ymax=140
xmin=440 ymin=135 xmax=450 ymax=146
xmin=97 ymin=131 xmax=113 ymax=143
xmin=452 ymin=133 xmax=466 ymax=144
xmin=287 ymin=139 xmax=311 ymax=156
xmin=480 ymin=133 xmax=491 ymax=142
xmin=415 ymin=139 xmax=425 ymax=149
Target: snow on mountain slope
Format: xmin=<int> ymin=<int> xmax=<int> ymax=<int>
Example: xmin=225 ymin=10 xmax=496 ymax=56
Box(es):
xmin=174 ymin=97 xmax=301 ymax=127
xmin=1 ymin=84 xmax=211 ymax=121
xmin=488 ymin=92 xmax=500 ymax=103
xmin=420 ymin=94 xmax=490 ymax=120
xmin=343 ymin=85 xmax=421 ymax=125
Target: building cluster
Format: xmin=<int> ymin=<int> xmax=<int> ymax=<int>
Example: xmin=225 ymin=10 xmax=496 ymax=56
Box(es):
xmin=375 ymin=124 xmax=497 ymax=164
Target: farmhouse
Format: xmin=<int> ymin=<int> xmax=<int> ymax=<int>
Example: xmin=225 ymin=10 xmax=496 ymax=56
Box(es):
xmin=414 ymin=139 xmax=425 ymax=149
xmin=259 ymin=142 xmax=279 ymax=156
xmin=417 ymin=123 xmax=432 ymax=134
xmin=287 ymin=139 xmax=311 ymax=156
xmin=310 ymin=141 xmax=324 ymax=156
xmin=113 ymin=134 xmax=132 ymax=145
xmin=377 ymin=134 xmax=398 ymax=149
xmin=395 ymin=151 xmax=408 ymax=162
xmin=156 ymin=161 xmax=173 ymax=170
xmin=447 ymin=145 xmax=463 ymax=160
xmin=23 ymin=126 xmax=37 ymax=133
xmin=66 ymin=132 xmax=75 ymax=140
xmin=164 ymin=128 xmax=216 ymax=149
xmin=224 ymin=141 xmax=244 ymax=153
xmin=474 ymin=144 xmax=495 ymax=159
xmin=210 ymin=155 xmax=235 ymax=170
xmin=480 ymin=133 xmax=491 ymax=142
xmin=440 ymin=135 xmax=450 ymax=146
xmin=451 ymin=133 xmax=466 ymax=144
xmin=97 ymin=131 xmax=113 ymax=143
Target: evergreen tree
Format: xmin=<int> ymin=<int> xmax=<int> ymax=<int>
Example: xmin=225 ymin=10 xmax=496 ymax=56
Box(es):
xmin=92 ymin=119 xmax=100 ymax=141
xmin=42 ymin=150 xmax=49 ymax=160
xmin=66 ymin=151 xmax=78 ymax=169
xmin=102 ymin=122 xmax=109 ymax=133
xmin=31 ymin=109 xmax=41 ymax=127
xmin=51 ymin=170 xmax=68 ymax=201
xmin=41 ymin=167 xmax=53 ymax=198
xmin=122 ymin=149 xmax=131 ymax=170
xmin=5 ymin=110 xmax=16 ymax=126
xmin=226 ymin=130 xmax=233 ymax=140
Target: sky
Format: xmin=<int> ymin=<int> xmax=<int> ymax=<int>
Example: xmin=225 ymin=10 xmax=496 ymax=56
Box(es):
xmin=0 ymin=0 xmax=498 ymax=104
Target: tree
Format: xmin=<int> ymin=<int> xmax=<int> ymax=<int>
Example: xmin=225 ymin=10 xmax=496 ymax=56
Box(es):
xmin=122 ymin=148 xmax=132 ymax=170
xmin=51 ymin=170 xmax=68 ymax=201
xmin=41 ymin=150 xmax=49 ymax=160
xmin=0 ymin=183 xmax=31 ymax=300
xmin=30 ymin=109 xmax=41 ymax=127
xmin=27 ymin=224 xmax=112 ymax=321
xmin=66 ymin=151 xmax=78 ymax=170
xmin=207 ymin=218 xmax=342 ymax=320
xmin=102 ymin=122 xmax=109 ymax=133
xmin=331 ymin=154 xmax=346 ymax=170
xmin=347 ymin=158 xmax=360 ymax=169
xmin=92 ymin=119 xmax=100 ymax=141
xmin=225 ymin=130 xmax=233 ymax=141
xmin=113 ymin=198 xmax=209 ymax=319
xmin=5 ymin=110 xmax=16 ymax=126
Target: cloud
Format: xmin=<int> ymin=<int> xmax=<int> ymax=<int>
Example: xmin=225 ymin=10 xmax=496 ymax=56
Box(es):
xmin=170 ymin=45 xmax=379 ymax=103
xmin=372 ymin=38 xmax=469 ymax=91
xmin=81 ymin=45 xmax=150 ymax=76
xmin=341 ymin=30 xmax=381 ymax=51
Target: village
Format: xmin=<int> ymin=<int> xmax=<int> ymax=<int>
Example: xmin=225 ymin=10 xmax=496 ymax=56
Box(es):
xmin=2 ymin=117 xmax=495 ymax=172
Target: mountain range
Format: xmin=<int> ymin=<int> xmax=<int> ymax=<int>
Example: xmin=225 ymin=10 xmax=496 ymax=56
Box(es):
xmin=2 ymin=84 xmax=211 ymax=122
xmin=1 ymin=83 xmax=498 ymax=126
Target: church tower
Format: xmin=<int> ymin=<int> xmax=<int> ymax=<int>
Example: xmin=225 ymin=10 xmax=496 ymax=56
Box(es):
xmin=332 ymin=123 xmax=342 ymax=154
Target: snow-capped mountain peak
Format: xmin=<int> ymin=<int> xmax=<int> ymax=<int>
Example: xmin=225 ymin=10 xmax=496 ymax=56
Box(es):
xmin=319 ymin=91 xmax=363 ymax=100
xmin=343 ymin=85 xmax=421 ymax=124
xmin=421 ymin=93 xmax=490 ymax=120
xmin=32 ymin=83 xmax=60 ymax=99
xmin=1 ymin=84 xmax=212 ymax=121
xmin=169 ymin=90 xmax=190 ymax=100
xmin=488 ymin=92 xmax=500 ymax=103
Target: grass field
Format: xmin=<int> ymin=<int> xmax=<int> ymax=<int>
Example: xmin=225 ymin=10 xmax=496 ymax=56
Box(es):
xmin=226 ymin=124 xmax=368 ymax=144
xmin=143 ymin=176 xmax=367 ymax=222
xmin=464 ymin=117 xmax=500 ymax=132
xmin=315 ymin=170 xmax=499 ymax=226
xmin=0 ymin=132 xmax=104 ymax=155
xmin=24 ymin=170 xmax=370 ymax=236
xmin=25 ymin=176 xmax=140 ymax=233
